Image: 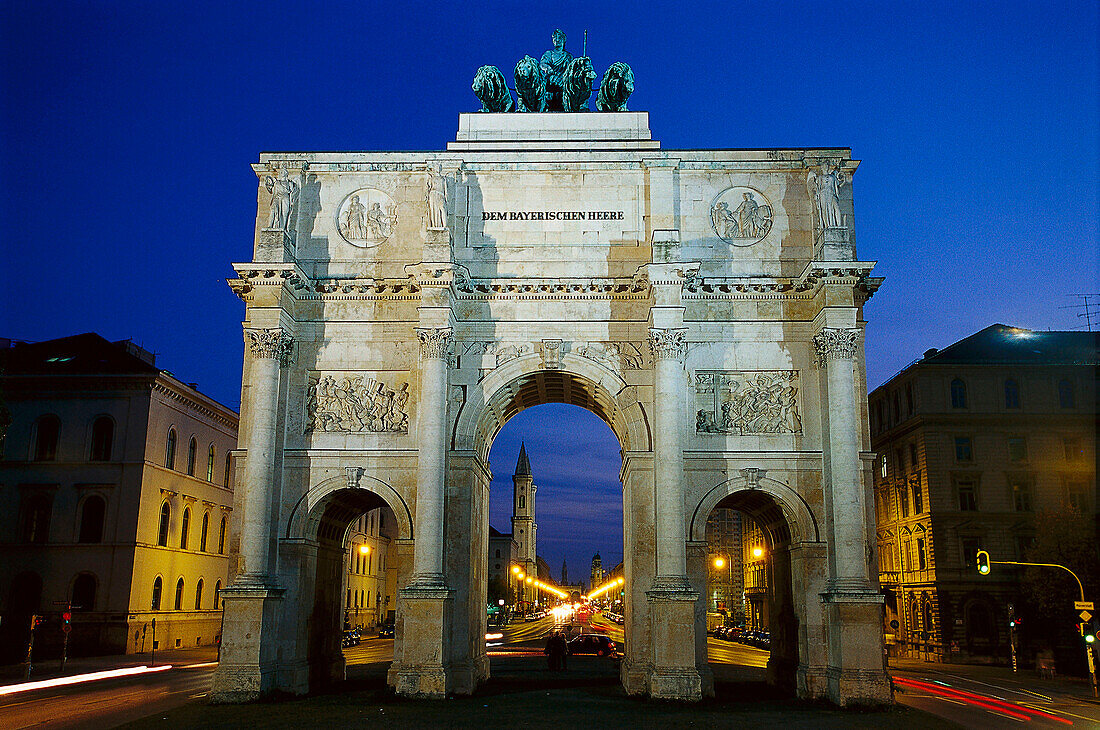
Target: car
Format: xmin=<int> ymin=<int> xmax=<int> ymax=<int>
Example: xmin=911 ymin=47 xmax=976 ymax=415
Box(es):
xmin=341 ymin=631 xmax=360 ymax=648
xmin=726 ymin=626 xmax=742 ymax=641
xmin=566 ymin=633 xmax=618 ymax=657
xmin=378 ymin=623 xmax=395 ymax=638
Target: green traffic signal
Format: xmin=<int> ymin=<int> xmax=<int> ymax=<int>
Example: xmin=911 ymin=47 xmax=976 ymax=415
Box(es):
xmin=976 ymin=550 xmax=991 ymax=575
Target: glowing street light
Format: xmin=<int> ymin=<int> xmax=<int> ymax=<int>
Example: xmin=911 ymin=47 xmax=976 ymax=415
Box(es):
xmin=359 ymin=544 xmax=370 ymax=555
xmin=511 ymin=566 xmax=520 ymax=574
xmin=713 ymin=557 xmax=725 ymax=569
xmin=752 ymin=546 xmax=764 ymax=559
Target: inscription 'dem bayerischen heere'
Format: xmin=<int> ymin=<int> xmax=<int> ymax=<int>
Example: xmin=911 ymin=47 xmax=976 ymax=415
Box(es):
xmin=482 ymin=210 xmax=625 ymax=221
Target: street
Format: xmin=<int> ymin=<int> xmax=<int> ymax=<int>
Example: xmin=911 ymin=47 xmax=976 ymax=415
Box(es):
xmin=0 ymin=616 xmax=1096 ymax=728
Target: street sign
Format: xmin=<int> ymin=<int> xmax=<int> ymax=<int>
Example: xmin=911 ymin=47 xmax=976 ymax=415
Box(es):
xmin=1081 ymin=611 xmax=1093 ymax=623
xmin=1074 ymin=601 xmax=1094 ymax=610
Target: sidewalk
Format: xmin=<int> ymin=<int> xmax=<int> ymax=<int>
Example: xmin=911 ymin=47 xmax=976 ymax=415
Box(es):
xmin=888 ymin=655 xmax=1100 ymax=705
xmin=0 ymin=645 xmax=219 ymax=686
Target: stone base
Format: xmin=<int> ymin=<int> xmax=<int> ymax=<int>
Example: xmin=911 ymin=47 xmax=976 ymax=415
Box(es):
xmin=646 ymin=585 xmax=702 ymax=701
xmin=797 ymin=663 xmax=830 ymax=700
xmin=256 ymin=228 xmax=293 ymax=263
xmin=423 ymin=227 xmax=451 ymax=259
xmin=822 ymin=590 xmax=893 ymax=706
xmin=388 ymin=584 xmax=453 ymax=699
xmin=621 ymin=658 xmax=650 ymax=696
xmin=698 ymin=664 xmax=715 ymax=698
xmin=817 ymin=227 xmax=852 ymax=261
xmin=209 ymin=584 xmax=285 ymax=703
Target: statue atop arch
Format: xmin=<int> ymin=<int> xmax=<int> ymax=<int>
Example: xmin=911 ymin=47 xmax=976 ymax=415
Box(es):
xmin=539 ymin=29 xmax=573 ymax=111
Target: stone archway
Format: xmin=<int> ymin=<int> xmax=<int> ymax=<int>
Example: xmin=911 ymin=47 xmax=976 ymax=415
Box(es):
xmin=211 ymin=112 xmax=891 ymax=706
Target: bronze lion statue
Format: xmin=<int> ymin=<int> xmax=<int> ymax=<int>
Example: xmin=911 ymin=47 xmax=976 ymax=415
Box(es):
xmin=472 ymin=65 xmax=514 ymax=113
xmin=596 ymin=62 xmax=635 ymax=112
xmin=561 ymin=56 xmax=596 ymax=112
xmin=514 ymin=55 xmax=548 ymax=112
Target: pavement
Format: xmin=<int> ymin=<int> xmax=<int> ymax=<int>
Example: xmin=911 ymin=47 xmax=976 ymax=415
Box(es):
xmin=888 ymin=655 xmax=1100 ymax=705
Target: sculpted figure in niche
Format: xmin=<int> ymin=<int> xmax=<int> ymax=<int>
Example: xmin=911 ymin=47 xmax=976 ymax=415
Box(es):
xmin=539 ymin=29 xmax=573 ymax=111
xmin=264 ymin=167 xmax=298 ymax=232
xmin=514 ymin=55 xmax=549 ymax=112
xmin=711 ymin=201 xmax=736 ymax=239
xmin=595 ymin=62 xmax=634 ymax=112
xmin=561 ymin=56 xmax=596 ymax=112
xmin=807 ymin=162 xmax=848 ymax=229
xmin=472 ymin=65 xmax=515 ymax=112
xmin=426 ymin=166 xmax=448 ymax=229
xmin=367 ymin=201 xmax=397 ymax=239
xmin=341 ymin=194 xmax=367 ymax=240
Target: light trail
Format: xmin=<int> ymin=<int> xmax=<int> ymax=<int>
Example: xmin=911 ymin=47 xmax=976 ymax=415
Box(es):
xmin=0 ymin=665 xmax=174 ymax=697
xmin=585 ymin=577 xmax=625 ymax=601
xmin=892 ymin=676 xmax=1072 ymax=725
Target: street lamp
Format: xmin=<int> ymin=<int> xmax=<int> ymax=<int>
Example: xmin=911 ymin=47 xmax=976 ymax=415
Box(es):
xmin=359 ymin=544 xmax=370 ymax=555
xmin=752 ymin=546 xmax=764 ymax=559
xmin=712 ymin=553 xmax=733 ymax=614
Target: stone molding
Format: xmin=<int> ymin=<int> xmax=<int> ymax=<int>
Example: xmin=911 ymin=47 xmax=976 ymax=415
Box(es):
xmin=648 ymin=328 xmax=687 ymax=361
xmin=245 ymin=328 xmax=295 ymax=367
xmin=812 ymin=328 xmax=860 ymax=367
xmin=417 ymin=328 xmax=454 ymax=361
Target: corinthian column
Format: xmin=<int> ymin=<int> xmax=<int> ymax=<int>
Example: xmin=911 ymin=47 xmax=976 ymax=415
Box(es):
xmin=237 ymin=327 xmax=293 ymax=585
xmin=410 ymin=327 xmax=452 ymax=587
xmin=648 ymin=327 xmax=690 ymax=589
xmin=813 ymin=327 xmax=871 ymax=590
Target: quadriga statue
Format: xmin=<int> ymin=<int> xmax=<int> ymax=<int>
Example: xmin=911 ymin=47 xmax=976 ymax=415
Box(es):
xmin=561 ymin=56 xmax=596 ymax=112
xmin=472 ymin=65 xmax=515 ymax=113
xmin=514 ymin=55 xmax=548 ymax=112
xmin=595 ymin=62 xmax=634 ymax=112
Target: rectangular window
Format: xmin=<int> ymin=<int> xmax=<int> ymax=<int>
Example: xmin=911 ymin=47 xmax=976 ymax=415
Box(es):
xmin=1007 ymin=437 xmax=1027 ymax=463
xmin=898 ymin=486 xmax=910 ymax=518
xmin=916 ymin=538 xmax=927 ymax=570
xmin=909 ymin=443 xmax=918 ymax=469
xmin=911 ymin=476 xmax=924 ymax=514
xmin=961 ymin=538 xmax=981 ymax=567
xmin=1064 ymin=437 xmax=1082 ymax=462
xmin=1066 ymin=479 xmax=1090 ymax=512
xmin=957 ymin=478 xmax=979 ymax=511
xmin=905 ymin=384 xmax=914 ymax=414
xmin=880 ymin=454 xmax=887 ymax=479
xmin=954 ymin=437 xmax=973 ymax=462
xmin=896 ymin=448 xmax=905 ymax=474
xmin=1014 ymin=535 xmax=1035 ymax=559
xmin=1010 ymin=475 xmax=1032 ymax=512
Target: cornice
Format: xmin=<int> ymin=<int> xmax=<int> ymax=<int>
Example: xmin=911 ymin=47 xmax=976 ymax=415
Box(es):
xmin=151 ymin=380 xmax=239 ymax=429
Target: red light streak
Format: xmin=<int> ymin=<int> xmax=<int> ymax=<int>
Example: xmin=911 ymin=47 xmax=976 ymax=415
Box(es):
xmin=893 ymin=676 xmax=1071 ymax=725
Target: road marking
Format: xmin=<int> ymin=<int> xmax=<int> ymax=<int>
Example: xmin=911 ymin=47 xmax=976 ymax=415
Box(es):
xmin=1021 ymin=702 xmax=1100 ymax=723
xmin=986 ymin=710 xmax=1027 ymax=723
xmin=938 ymin=671 xmax=1052 ymax=701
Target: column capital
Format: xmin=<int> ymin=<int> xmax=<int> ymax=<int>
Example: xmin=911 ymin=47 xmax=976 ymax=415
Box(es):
xmin=648 ymin=327 xmax=687 ymax=361
xmin=244 ymin=328 xmax=295 ymax=367
xmin=416 ymin=327 xmax=453 ymax=361
xmin=812 ymin=327 xmax=859 ymax=367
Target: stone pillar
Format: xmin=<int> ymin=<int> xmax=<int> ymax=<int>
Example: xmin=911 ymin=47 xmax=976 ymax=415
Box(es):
xmin=644 ymin=326 xmax=702 ymax=701
xmin=410 ymin=327 xmax=452 ymax=587
xmin=648 ymin=327 xmax=690 ymax=587
xmin=391 ymin=326 xmax=454 ymax=698
xmin=686 ymin=541 xmax=715 ymax=697
xmin=210 ymin=327 xmax=292 ymax=703
xmin=237 ymin=327 xmax=293 ymax=584
xmin=813 ymin=327 xmax=869 ymax=591
xmin=814 ymin=325 xmax=892 ymax=706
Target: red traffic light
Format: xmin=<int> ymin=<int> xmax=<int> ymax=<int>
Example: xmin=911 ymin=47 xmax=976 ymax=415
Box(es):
xmin=62 ymin=611 xmax=72 ymax=623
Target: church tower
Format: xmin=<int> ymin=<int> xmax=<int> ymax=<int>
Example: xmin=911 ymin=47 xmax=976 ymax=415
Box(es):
xmin=511 ymin=443 xmax=537 ymax=573
xmin=591 ymin=552 xmax=603 ymax=590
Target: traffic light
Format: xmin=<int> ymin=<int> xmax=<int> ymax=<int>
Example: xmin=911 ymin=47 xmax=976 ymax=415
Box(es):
xmin=1086 ymin=623 xmax=1097 ymax=645
xmin=976 ymin=550 xmax=991 ymax=575
xmin=62 ymin=611 xmax=72 ymax=628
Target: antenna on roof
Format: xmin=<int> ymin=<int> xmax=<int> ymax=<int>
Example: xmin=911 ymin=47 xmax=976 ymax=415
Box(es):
xmin=583 ymin=29 xmax=587 ymax=57
xmin=1058 ymin=294 xmax=1100 ymax=331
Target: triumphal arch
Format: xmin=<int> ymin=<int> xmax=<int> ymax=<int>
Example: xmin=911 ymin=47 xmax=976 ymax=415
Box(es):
xmin=210 ymin=66 xmax=890 ymax=706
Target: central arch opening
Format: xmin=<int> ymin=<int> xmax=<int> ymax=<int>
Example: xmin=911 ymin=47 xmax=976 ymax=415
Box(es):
xmin=479 ymin=369 xmax=628 ymax=689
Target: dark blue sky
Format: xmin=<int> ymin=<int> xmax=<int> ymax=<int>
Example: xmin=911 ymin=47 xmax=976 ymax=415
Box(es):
xmin=3 ymin=2 xmax=1096 ymax=578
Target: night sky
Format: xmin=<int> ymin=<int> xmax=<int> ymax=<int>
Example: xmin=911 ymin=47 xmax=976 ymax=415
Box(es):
xmin=2 ymin=2 xmax=1096 ymax=581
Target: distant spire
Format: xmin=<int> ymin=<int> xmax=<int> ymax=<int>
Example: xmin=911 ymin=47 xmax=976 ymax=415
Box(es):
xmin=561 ymin=558 xmax=568 ymax=585
xmin=515 ymin=442 xmax=531 ymax=477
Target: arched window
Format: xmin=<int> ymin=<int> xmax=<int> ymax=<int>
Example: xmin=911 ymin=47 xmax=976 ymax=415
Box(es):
xmin=1004 ymin=379 xmax=1020 ymax=409
xmin=22 ymin=494 xmax=52 ymax=544
xmin=158 ymin=502 xmax=171 ymax=546
xmin=950 ymin=379 xmax=967 ymax=409
xmin=206 ymin=444 xmax=216 ymax=481
xmin=34 ymin=415 xmax=60 ymax=461
xmin=165 ymin=429 xmax=177 ymax=469
xmin=174 ymin=578 xmax=184 ymax=610
xmin=213 ymin=580 xmax=222 ymax=609
xmin=200 ymin=512 xmax=209 ymax=552
xmin=72 ymin=573 xmax=97 ymax=612
xmin=90 ymin=417 xmax=113 ymax=461
xmin=180 ymin=508 xmax=191 ymax=549
xmin=195 ymin=579 xmax=204 ymax=610
xmin=223 ymin=452 xmax=231 ymax=488
xmin=219 ymin=516 xmax=227 ymax=554
xmin=519 ymin=495 xmax=525 ymax=509
xmin=151 ymin=576 xmax=163 ymax=610
xmin=1058 ymin=379 xmax=1075 ymax=409
xmin=78 ymin=495 xmax=106 ymax=543
xmin=186 ymin=437 xmax=197 ymax=476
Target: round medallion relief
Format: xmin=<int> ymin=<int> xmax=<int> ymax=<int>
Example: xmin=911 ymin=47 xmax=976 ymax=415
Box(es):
xmin=336 ymin=188 xmax=399 ymax=248
xmin=710 ymin=186 xmax=773 ymax=247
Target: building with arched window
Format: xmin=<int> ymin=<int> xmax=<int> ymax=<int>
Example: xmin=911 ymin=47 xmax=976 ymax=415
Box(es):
xmin=870 ymin=324 xmax=1096 ymax=663
xmin=0 ymin=333 xmax=239 ymax=659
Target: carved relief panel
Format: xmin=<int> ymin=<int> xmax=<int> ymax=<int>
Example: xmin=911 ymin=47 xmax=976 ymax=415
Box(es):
xmin=305 ymin=373 xmax=410 ymax=433
xmin=695 ymin=370 xmax=802 ymax=434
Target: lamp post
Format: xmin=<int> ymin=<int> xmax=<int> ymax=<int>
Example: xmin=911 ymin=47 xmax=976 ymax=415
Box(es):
xmin=712 ymin=554 xmax=732 ymax=615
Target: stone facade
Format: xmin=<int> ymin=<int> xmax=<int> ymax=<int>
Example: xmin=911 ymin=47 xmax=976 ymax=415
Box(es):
xmin=870 ymin=324 xmax=1097 ymax=665
xmin=0 ymin=334 xmax=237 ymax=661
xmin=211 ymin=113 xmax=889 ymax=705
